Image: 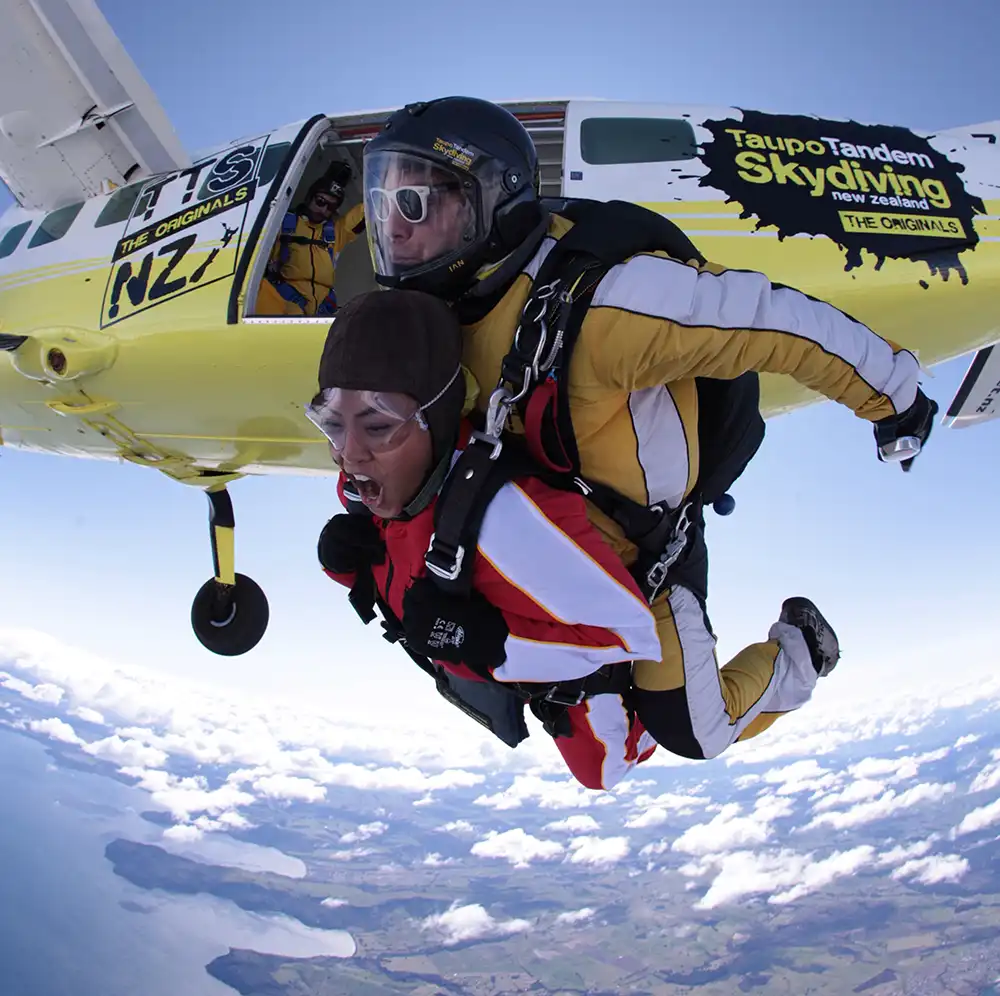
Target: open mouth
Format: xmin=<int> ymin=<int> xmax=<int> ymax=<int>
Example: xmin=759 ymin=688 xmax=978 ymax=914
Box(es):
xmin=349 ymin=473 xmax=384 ymax=507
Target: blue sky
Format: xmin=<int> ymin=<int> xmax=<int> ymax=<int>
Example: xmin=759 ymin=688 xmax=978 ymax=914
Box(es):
xmin=2 ymin=0 xmax=999 ymax=724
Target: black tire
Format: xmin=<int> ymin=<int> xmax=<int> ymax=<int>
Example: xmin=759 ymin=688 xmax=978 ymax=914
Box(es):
xmin=191 ymin=573 xmax=269 ymax=656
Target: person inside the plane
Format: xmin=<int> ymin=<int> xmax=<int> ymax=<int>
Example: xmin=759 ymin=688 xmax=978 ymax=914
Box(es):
xmin=259 ymin=161 xmax=365 ymax=317
xmin=307 ymin=288 xmax=841 ymax=789
xmin=360 ymin=96 xmax=937 ymax=763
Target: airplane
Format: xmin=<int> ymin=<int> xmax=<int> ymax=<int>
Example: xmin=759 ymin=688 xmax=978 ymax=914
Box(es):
xmin=1 ymin=0 xmax=998 ymax=658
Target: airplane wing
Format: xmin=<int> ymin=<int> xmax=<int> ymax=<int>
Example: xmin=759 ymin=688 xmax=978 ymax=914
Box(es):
xmin=0 ymin=0 xmax=189 ymax=212
xmin=942 ymin=344 xmax=1000 ymax=429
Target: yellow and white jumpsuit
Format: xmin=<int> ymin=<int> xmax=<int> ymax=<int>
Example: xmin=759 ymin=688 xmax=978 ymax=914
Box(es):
xmin=261 ymin=203 xmax=365 ymax=316
xmin=461 ymin=213 xmax=922 ymax=760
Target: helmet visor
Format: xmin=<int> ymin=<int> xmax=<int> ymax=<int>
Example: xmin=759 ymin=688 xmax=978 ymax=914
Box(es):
xmin=364 ymin=151 xmax=480 ymax=280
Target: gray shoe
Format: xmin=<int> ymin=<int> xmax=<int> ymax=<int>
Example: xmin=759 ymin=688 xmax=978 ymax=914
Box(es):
xmin=779 ymin=597 xmax=840 ymax=677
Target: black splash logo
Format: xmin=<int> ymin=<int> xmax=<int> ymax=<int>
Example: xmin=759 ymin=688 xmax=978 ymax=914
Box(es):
xmin=699 ymin=110 xmax=985 ymax=283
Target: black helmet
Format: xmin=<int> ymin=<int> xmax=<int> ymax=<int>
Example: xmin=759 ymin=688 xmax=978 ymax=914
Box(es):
xmin=362 ymin=96 xmax=547 ymax=300
xmin=306 ymin=173 xmax=346 ymax=212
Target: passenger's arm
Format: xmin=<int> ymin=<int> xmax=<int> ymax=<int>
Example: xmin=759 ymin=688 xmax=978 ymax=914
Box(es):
xmin=583 ymin=253 xmax=921 ymax=421
xmin=470 ymin=477 xmax=662 ymax=685
xmin=335 ymin=203 xmax=366 ymax=256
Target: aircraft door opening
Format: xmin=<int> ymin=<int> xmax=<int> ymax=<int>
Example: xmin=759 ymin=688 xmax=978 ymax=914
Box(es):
xmin=239 ymin=117 xmax=374 ymax=323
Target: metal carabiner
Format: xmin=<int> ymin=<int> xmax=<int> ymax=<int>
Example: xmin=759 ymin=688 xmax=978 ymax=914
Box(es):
xmin=485 ymin=386 xmax=513 ymax=440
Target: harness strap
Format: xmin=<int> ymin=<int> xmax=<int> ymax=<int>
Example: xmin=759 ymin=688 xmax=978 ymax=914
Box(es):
xmin=522 ymin=663 xmax=634 ymax=738
xmin=277 ymin=212 xmax=298 ymax=267
xmin=486 ymin=205 xmax=728 ymax=604
xmin=271 ymin=278 xmax=310 ymax=312
xmin=425 ymin=432 xmax=530 ymax=597
xmin=279 ymin=234 xmax=336 ymax=248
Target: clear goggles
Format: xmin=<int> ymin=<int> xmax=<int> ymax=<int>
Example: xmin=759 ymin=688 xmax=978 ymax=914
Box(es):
xmin=304 ymin=365 xmax=460 ymax=455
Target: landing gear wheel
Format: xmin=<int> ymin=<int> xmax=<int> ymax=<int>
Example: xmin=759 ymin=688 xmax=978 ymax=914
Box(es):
xmin=191 ymin=573 xmax=269 ymax=656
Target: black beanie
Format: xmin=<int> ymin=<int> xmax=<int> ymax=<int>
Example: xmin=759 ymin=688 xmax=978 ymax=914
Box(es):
xmin=316 ymin=289 xmax=466 ymax=462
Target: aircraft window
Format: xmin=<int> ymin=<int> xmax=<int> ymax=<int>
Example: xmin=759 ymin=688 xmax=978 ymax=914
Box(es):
xmin=258 ymin=142 xmax=291 ymax=186
xmin=579 ymin=117 xmax=698 ymax=165
xmin=27 ymin=202 xmax=85 ymax=248
xmin=0 ymin=221 xmax=32 ymax=259
xmin=94 ymin=182 xmax=144 ymax=228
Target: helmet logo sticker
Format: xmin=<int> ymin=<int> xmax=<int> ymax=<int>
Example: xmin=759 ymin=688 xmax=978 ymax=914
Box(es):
xmin=432 ymin=137 xmax=475 ymax=171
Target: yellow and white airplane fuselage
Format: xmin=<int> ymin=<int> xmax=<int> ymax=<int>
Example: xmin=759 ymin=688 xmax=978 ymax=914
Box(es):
xmin=4 ymin=105 xmax=999 ymax=479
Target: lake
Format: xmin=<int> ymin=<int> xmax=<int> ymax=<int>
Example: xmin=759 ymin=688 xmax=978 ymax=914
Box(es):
xmin=0 ymin=726 xmax=354 ymax=996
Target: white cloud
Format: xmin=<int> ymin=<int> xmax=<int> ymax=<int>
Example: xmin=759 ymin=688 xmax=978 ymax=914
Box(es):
xmin=811 ymin=778 xmax=885 ymax=813
xmin=69 ymin=706 xmax=105 ymax=725
xmin=625 ymin=807 xmax=670 ymax=829
xmin=0 ymin=629 xmax=510 ymax=790
xmin=891 ymin=855 xmax=969 ymax=885
xmin=28 ymin=717 xmax=83 ymax=745
xmin=693 ymin=846 xmax=876 ymax=909
xmin=629 ymin=790 xmax=712 ymax=815
xmin=769 ymin=847 xmax=876 ymax=905
xmin=340 ymin=821 xmax=388 ymax=844
xmin=83 ymin=735 xmax=168 ymax=769
xmin=473 ymin=774 xmax=599 ymax=811
xmin=435 ymin=820 xmax=475 ymax=834
xmin=119 ymin=767 xmax=256 ymax=822
xmin=199 ymin=810 xmax=251 ymax=831
xmin=566 ymin=836 xmax=630 ymax=867
xmin=955 ymin=734 xmax=980 ymax=748
xmin=162 ymin=824 xmax=204 ymax=842
xmin=544 ymin=814 xmax=601 ymax=834
xmin=316 ymin=763 xmax=484 ymax=794
xmin=752 ymin=794 xmax=795 ymax=821
xmin=27 ymin=682 xmax=65 ymax=704
xmin=555 ymin=908 xmax=595 ymax=924
xmin=0 ymin=673 xmax=64 ymax=704
xmin=969 ymin=750 xmax=1000 ymax=794
xmin=470 ymin=829 xmax=564 ymax=868
xmin=953 ymin=797 xmax=1000 ymax=836
xmin=611 ymin=778 xmax=657 ymax=795
xmin=420 ymin=902 xmax=532 ymax=946
xmin=805 ymin=783 xmax=955 ymax=831
xmin=847 ymin=748 xmax=950 ymax=785
xmin=252 ymin=774 xmax=327 ymax=804
xmin=326 ymin=847 xmax=376 ymax=861
xmin=875 ymin=838 xmax=936 ymax=867
xmin=422 ymin=853 xmax=456 ymax=867
xmin=762 ymin=759 xmax=838 ymax=796
xmin=671 ymin=803 xmax=774 ymax=856
xmin=639 ymin=840 xmax=671 ymax=858
xmin=321 ymin=897 xmax=348 ymax=908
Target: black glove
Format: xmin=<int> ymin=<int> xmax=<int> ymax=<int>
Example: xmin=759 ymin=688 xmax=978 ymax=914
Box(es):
xmin=401 ymin=577 xmax=509 ymax=673
xmin=873 ymin=386 xmax=939 ymax=473
xmin=317 ymin=513 xmax=385 ymax=575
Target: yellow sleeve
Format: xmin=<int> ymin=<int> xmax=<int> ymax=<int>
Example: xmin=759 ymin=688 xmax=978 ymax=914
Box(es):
xmin=335 ymin=203 xmax=366 ymax=256
xmin=580 ymin=253 xmax=921 ymax=420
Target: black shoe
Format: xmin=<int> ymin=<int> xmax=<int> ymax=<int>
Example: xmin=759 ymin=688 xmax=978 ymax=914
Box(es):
xmin=779 ymin=597 xmax=840 ymax=677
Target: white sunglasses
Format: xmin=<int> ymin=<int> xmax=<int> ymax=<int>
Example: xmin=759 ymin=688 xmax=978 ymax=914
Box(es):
xmin=367 ymin=181 xmax=463 ymax=225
